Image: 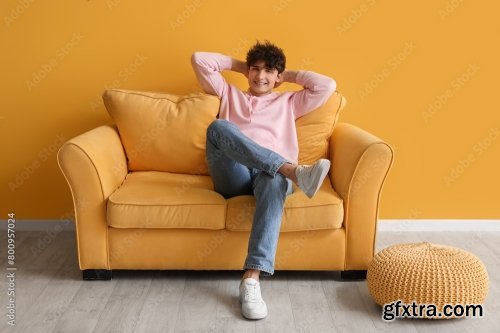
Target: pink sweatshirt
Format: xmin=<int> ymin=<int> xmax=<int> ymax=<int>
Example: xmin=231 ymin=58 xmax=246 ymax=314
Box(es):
xmin=191 ymin=52 xmax=336 ymax=164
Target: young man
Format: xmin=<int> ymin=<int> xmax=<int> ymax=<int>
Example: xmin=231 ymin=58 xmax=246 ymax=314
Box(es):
xmin=191 ymin=41 xmax=336 ymax=320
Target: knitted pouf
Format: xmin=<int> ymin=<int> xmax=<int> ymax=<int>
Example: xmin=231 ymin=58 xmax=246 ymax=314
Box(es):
xmin=367 ymin=242 xmax=489 ymax=319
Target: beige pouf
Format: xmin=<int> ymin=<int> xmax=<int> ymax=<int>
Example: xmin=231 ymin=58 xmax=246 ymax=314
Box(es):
xmin=367 ymin=242 xmax=489 ymax=319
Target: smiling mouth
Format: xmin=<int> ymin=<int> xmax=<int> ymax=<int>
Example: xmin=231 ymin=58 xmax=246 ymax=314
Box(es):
xmin=254 ymin=82 xmax=268 ymax=86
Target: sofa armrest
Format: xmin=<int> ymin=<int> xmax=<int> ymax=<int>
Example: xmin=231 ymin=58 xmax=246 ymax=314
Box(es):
xmin=329 ymin=122 xmax=394 ymax=270
xmin=57 ymin=124 xmax=128 ymax=270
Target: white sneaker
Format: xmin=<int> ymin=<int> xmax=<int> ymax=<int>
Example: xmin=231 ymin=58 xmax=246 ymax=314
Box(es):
xmin=239 ymin=278 xmax=268 ymax=319
xmin=295 ymin=159 xmax=331 ymax=198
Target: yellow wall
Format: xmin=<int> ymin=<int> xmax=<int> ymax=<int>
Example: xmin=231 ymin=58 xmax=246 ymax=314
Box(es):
xmin=1 ymin=0 xmax=499 ymax=220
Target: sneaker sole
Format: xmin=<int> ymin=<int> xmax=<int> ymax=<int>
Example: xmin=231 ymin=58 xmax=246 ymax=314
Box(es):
xmin=242 ymin=306 xmax=268 ymax=320
xmin=305 ymin=160 xmax=330 ymax=198
xmin=239 ymin=292 xmax=268 ymax=319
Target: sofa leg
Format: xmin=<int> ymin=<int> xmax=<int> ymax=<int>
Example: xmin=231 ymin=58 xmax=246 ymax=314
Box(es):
xmin=340 ymin=270 xmax=367 ymax=280
xmin=83 ymin=269 xmax=112 ymax=281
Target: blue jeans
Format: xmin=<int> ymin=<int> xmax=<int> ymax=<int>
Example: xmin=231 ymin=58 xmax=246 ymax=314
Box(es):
xmin=206 ymin=119 xmax=293 ymax=277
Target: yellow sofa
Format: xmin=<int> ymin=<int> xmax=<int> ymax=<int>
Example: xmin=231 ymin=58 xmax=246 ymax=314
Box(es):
xmin=57 ymin=88 xmax=394 ymax=280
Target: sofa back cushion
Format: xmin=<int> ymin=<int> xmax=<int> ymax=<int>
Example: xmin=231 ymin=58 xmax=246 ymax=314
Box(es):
xmin=296 ymin=91 xmax=346 ymax=165
xmin=103 ymin=89 xmax=220 ymax=175
xmin=103 ymin=89 xmax=346 ymax=174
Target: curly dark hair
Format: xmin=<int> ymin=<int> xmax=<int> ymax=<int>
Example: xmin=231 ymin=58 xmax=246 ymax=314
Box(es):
xmin=246 ymin=40 xmax=286 ymax=74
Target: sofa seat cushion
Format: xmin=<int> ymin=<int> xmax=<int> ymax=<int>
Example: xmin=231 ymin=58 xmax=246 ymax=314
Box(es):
xmin=107 ymin=171 xmax=226 ymax=229
xmin=226 ymin=178 xmax=344 ymax=232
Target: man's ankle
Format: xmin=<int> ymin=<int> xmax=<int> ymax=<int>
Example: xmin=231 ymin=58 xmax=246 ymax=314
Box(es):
xmin=242 ymin=269 xmax=260 ymax=281
xmin=278 ymin=162 xmax=298 ymax=183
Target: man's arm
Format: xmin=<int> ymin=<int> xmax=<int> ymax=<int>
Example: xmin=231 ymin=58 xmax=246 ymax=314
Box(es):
xmin=275 ymin=70 xmax=297 ymax=88
xmin=288 ymin=70 xmax=336 ymax=118
xmin=230 ymin=58 xmax=248 ymax=77
xmin=191 ymin=52 xmax=234 ymax=97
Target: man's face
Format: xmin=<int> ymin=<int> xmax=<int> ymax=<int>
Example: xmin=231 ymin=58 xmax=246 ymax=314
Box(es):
xmin=247 ymin=60 xmax=281 ymax=96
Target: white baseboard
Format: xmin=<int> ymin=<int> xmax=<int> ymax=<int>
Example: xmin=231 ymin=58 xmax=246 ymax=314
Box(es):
xmin=377 ymin=219 xmax=500 ymax=231
xmin=0 ymin=219 xmax=500 ymax=232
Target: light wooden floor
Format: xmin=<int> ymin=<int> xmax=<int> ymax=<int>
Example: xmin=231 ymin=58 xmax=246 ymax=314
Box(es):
xmin=0 ymin=230 xmax=499 ymax=333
